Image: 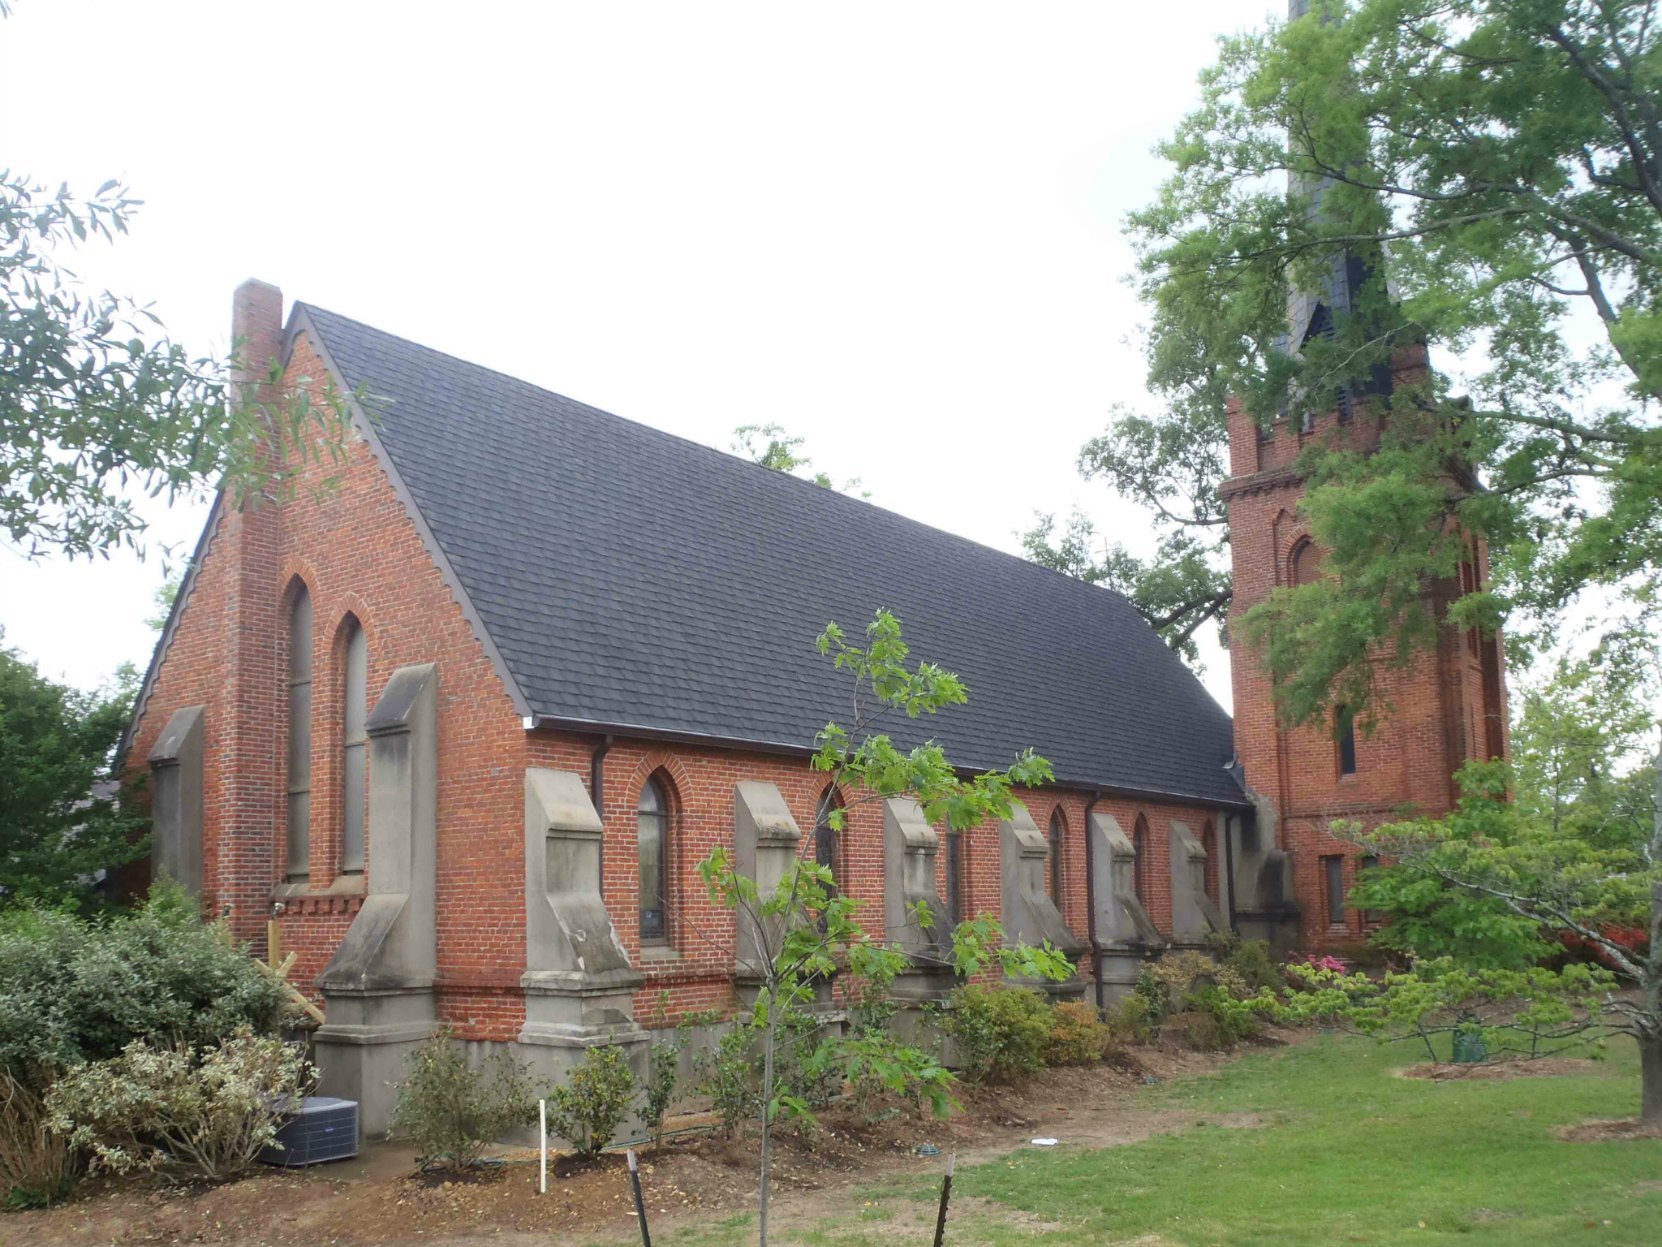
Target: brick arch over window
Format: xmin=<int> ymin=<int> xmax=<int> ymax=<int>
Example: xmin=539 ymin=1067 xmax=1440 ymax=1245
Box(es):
xmin=283 ymin=577 xmax=313 ymax=880
xmin=1132 ymin=813 xmax=1150 ymax=903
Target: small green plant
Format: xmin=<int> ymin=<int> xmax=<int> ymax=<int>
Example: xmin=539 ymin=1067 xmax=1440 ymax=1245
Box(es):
xmin=45 ymin=1028 xmax=315 ymax=1182
xmin=1104 ymin=990 xmax=1160 ymax=1046
xmin=641 ymin=1040 xmax=680 ymax=1147
xmin=942 ymin=985 xmax=1053 ymax=1083
xmin=809 ymin=1028 xmax=956 ymax=1121
xmin=1046 ymin=1000 xmax=1114 ymax=1064
xmin=697 ymin=1025 xmax=762 ymax=1138
xmin=390 ymin=1030 xmax=537 ymax=1172
xmin=546 ymin=1044 xmax=635 ymax=1159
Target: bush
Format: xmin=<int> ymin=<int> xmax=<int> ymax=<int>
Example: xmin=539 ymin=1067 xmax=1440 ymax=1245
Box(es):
xmin=1163 ymin=1009 xmax=1227 ymax=1051
xmin=696 ymin=1026 xmax=761 ymax=1137
xmin=640 ymin=1040 xmax=679 ymax=1146
xmin=45 ymin=1028 xmax=314 ymax=1182
xmin=1046 ymin=1001 xmax=1114 ymax=1064
xmin=1104 ymin=991 xmax=1160 ymax=1046
xmin=942 ymin=986 xmax=1052 ymax=1083
xmin=390 ymin=1031 xmax=537 ymax=1171
xmin=0 ymin=887 xmax=294 ymax=1085
xmin=1206 ymin=933 xmax=1284 ymax=995
xmin=1128 ymin=951 xmax=1274 ymax=1050
xmin=811 ymin=1027 xmax=956 ymax=1121
xmin=1 ymin=1071 xmax=74 ymax=1209
xmin=545 ymin=1044 xmax=634 ymax=1159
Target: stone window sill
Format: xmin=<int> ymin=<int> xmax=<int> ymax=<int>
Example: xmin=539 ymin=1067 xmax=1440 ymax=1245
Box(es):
xmin=639 ymin=945 xmax=681 ymax=964
xmin=272 ymin=873 xmax=366 ymax=903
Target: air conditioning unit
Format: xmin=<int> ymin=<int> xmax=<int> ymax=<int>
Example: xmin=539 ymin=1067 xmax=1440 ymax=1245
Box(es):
xmin=259 ymin=1097 xmax=359 ymax=1167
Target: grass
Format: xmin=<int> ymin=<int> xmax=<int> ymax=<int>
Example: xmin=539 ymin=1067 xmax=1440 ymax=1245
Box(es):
xmin=619 ymin=1034 xmax=1662 ymax=1246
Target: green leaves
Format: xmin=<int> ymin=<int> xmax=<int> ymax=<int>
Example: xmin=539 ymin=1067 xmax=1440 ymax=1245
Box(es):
xmin=1093 ymin=0 xmax=1662 ymax=719
xmin=1 ymin=173 xmax=352 ymax=559
xmin=0 ymin=642 xmax=148 ymax=910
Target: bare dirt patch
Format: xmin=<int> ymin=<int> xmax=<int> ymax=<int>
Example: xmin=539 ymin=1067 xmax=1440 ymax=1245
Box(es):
xmin=10 ymin=1038 xmax=1281 ymax=1247
xmin=1556 ymin=1118 xmax=1662 ymax=1143
xmin=1397 ymin=1056 xmax=1600 ymax=1082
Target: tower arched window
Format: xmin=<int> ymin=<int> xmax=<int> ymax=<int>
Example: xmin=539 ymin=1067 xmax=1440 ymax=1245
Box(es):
xmin=1048 ymin=808 xmax=1065 ymax=902
xmin=1132 ymin=814 xmax=1150 ymax=903
xmin=340 ymin=616 xmax=367 ymax=874
xmin=637 ymin=775 xmax=671 ymax=945
xmin=1290 ymin=538 xmax=1321 ymax=588
xmin=1335 ymin=705 xmax=1358 ymax=776
xmin=286 ymin=586 xmax=313 ymax=879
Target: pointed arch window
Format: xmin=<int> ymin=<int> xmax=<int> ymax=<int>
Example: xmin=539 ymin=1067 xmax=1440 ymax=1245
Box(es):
xmin=1048 ymin=808 xmax=1065 ymax=902
xmin=637 ymin=775 xmax=671 ymax=944
xmin=286 ymin=587 xmax=313 ymax=879
xmin=944 ymin=830 xmax=965 ymax=930
xmin=1132 ymin=814 xmax=1150 ymax=903
xmin=340 ymin=616 xmax=367 ymax=874
xmin=814 ymin=787 xmax=842 ymax=889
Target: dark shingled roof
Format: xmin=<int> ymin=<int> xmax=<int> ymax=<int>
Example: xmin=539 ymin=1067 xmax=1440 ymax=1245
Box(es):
xmin=298 ymin=304 xmax=1244 ymax=807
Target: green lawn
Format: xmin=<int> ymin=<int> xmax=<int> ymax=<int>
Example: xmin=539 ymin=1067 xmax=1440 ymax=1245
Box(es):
xmin=640 ymin=1035 xmax=1662 ymax=1247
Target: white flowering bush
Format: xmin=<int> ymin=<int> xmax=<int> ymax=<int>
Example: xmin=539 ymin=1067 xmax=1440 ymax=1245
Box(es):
xmin=45 ymin=1028 xmax=315 ymax=1182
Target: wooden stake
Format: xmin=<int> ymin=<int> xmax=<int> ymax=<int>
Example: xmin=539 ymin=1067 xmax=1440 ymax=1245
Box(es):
xmin=932 ymin=1153 xmax=955 ymax=1247
xmin=627 ymin=1148 xmax=652 ymax=1247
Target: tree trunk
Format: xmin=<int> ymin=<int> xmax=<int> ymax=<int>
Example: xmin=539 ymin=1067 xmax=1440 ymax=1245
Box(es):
xmin=758 ymin=982 xmax=778 ymax=1247
xmin=1644 ymin=747 xmax=1662 ymax=1130
xmin=1641 ymin=1026 xmax=1662 ymax=1130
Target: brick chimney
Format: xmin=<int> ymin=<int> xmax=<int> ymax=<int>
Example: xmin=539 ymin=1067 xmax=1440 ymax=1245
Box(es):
xmin=231 ymin=278 xmax=285 ymax=400
xmin=216 ymin=278 xmax=288 ymax=952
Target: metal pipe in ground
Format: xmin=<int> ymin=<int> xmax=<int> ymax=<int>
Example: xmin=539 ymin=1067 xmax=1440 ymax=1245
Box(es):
xmin=932 ymin=1153 xmax=955 ymax=1247
xmin=627 ymin=1148 xmax=652 ymax=1247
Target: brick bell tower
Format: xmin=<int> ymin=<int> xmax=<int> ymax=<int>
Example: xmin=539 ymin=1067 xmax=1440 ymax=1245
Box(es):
xmin=1221 ymin=0 xmax=1509 ymax=949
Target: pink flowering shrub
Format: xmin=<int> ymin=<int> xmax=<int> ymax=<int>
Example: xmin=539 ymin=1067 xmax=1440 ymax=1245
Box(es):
xmin=1295 ymin=953 xmax=1350 ymax=974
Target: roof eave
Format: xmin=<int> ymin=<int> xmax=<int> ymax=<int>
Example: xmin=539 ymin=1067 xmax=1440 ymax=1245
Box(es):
xmin=521 ymin=712 xmax=1252 ymax=810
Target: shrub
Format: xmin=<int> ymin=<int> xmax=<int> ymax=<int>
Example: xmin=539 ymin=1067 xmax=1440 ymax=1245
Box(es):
xmin=1134 ymin=951 xmax=1274 ymax=1049
xmin=1207 ymin=933 xmax=1284 ymax=995
xmin=0 ymin=887 xmax=294 ymax=1085
xmin=1 ymin=1071 xmax=74 ymax=1209
xmin=545 ymin=1044 xmax=634 ymax=1159
xmin=1046 ymin=1001 xmax=1113 ymax=1064
xmin=640 ymin=1040 xmax=679 ymax=1146
xmin=45 ymin=1028 xmax=314 ymax=1182
xmin=697 ymin=1026 xmax=761 ymax=1137
xmin=811 ymin=1028 xmax=956 ymax=1122
xmin=1183 ymin=984 xmax=1263 ymax=1046
xmin=942 ymin=986 xmax=1052 ymax=1083
xmin=1104 ymin=991 xmax=1160 ymax=1046
xmin=1163 ymin=1009 xmax=1226 ymax=1051
xmin=390 ymin=1031 xmax=537 ymax=1171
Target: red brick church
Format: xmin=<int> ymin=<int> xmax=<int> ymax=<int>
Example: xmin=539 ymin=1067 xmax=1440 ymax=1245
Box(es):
xmin=125 ymin=278 xmax=1505 ymax=1130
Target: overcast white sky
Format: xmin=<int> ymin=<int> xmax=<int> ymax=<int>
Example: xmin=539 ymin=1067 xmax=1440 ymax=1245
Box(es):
xmin=2 ymin=0 xmax=1280 ymax=710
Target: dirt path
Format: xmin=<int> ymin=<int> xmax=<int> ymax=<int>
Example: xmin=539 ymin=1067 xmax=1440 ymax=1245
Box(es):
xmin=13 ymin=1041 xmax=1282 ymax=1247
